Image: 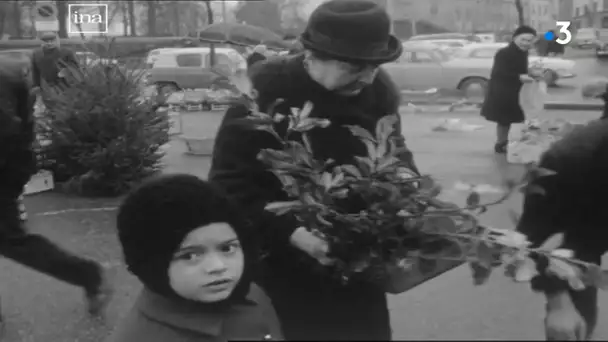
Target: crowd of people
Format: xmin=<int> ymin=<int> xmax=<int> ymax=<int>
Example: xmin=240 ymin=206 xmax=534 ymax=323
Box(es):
xmin=0 ymin=0 xmax=606 ymax=340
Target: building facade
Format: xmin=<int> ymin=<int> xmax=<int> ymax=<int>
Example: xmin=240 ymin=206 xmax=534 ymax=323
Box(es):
xmin=571 ymin=0 xmax=608 ymax=29
xmin=374 ymin=0 xmax=520 ymax=33
xmin=525 ymin=0 xmax=558 ymax=31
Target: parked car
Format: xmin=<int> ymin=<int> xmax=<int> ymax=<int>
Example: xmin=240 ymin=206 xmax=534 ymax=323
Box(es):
xmin=474 ymin=32 xmax=496 ymax=43
xmin=145 ymin=48 xmax=179 ymax=68
xmin=146 ymin=47 xmax=246 ymax=98
xmin=573 ymin=27 xmax=598 ymax=49
xmin=409 ymin=33 xmax=481 ymax=43
xmin=0 ymin=49 xmax=33 ymax=85
xmin=423 ymin=39 xmax=470 ymax=48
xmin=451 ymin=43 xmax=576 ymax=86
xmin=0 ymin=49 xmax=32 ymax=61
xmin=594 ymin=27 xmax=608 ymax=57
xmin=75 ymin=51 xmax=119 ymax=66
xmin=383 ymin=42 xmax=491 ymax=98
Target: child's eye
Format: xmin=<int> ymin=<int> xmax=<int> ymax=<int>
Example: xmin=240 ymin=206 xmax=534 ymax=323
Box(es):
xmin=175 ymin=251 xmax=204 ymax=262
xmin=221 ymin=242 xmax=241 ymax=254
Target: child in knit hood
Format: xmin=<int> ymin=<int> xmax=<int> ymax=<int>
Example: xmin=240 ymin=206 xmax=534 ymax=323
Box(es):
xmin=109 ymin=174 xmax=282 ymax=342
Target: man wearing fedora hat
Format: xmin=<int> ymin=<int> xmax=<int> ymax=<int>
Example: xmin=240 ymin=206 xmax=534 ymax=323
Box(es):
xmin=210 ymin=0 xmax=418 ymax=340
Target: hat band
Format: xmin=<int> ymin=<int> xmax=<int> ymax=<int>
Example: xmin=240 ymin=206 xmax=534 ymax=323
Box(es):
xmin=306 ymin=29 xmax=388 ymax=57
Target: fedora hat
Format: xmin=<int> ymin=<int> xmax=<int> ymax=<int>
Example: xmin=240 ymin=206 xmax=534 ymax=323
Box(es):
xmin=300 ymin=0 xmax=402 ymax=64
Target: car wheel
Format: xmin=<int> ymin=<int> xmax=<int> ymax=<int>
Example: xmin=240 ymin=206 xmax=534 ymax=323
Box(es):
xmin=542 ymin=70 xmax=558 ymax=87
xmin=458 ymin=77 xmax=488 ymax=100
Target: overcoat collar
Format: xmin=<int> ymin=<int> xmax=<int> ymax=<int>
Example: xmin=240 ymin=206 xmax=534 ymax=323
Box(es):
xmin=136 ymin=288 xmax=257 ymax=336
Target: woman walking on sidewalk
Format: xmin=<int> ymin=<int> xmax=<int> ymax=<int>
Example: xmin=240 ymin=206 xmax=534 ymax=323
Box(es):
xmin=481 ymin=25 xmax=537 ymax=154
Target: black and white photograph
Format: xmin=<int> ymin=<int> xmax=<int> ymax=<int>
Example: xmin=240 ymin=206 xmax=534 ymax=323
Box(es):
xmin=0 ymin=0 xmax=607 ymax=340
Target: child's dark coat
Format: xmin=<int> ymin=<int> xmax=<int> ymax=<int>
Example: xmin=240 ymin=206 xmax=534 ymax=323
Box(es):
xmin=108 ymin=284 xmax=282 ymax=342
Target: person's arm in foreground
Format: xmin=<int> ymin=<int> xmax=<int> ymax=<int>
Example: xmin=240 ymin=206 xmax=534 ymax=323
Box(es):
xmin=209 ymin=61 xmax=331 ymax=264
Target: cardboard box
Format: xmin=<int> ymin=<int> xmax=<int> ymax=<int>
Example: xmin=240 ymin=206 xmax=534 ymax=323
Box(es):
xmin=24 ymin=170 xmax=54 ymax=195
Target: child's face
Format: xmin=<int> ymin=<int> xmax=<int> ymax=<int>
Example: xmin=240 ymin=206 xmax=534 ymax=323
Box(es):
xmin=168 ymin=222 xmax=244 ymax=303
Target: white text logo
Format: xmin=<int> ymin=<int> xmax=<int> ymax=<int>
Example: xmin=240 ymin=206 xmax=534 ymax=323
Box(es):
xmin=555 ymin=21 xmax=572 ymax=45
xmin=68 ymin=4 xmax=108 ymax=34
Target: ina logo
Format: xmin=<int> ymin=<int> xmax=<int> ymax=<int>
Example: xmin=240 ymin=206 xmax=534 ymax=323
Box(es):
xmin=68 ymin=4 xmax=108 ymax=34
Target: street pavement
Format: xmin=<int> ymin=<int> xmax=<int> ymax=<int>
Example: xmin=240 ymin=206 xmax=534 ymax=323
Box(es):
xmin=0 ymin=107 xmax=607 ymax=341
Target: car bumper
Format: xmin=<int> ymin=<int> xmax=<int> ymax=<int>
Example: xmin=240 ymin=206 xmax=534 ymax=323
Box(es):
xmin=556 ymin=71 xmax=575 ymax=78
xmin=597 ymin=49 xmax=608 ymax=55
xmin=575 ymin=40 xmax=596 ymax=47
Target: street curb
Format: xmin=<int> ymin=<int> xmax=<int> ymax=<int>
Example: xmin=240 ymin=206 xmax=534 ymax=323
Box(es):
xmin=403 ymin=99 xmax=604 ymax=111
xmin=543 ymin=102 xmax=604 ymax=111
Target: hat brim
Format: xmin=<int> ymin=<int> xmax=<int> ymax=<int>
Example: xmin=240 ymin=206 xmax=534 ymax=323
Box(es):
xmin=301 ymin=32 xmax=402 ymax=64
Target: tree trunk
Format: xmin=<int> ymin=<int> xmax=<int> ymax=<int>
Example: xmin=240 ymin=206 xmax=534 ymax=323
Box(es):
xmin=12 ymin=0 xmax=22 ymax=38
xmin=28 ymin=4 xmax=36 ymax=37
xmin=121 ymin=1 xmax=128 ymax=36
xmin=515 ymin=0 xmax=524 ymax=26
xmin=172 ymin=2 xmax=180 ymax=36
xmin=0 ymin=4 xmax=7 ymax=39
xmin=108 ymin=2 xmax=120 ymax=26
xmin=56 ymin=0 xmax=68 ymax=38
xmin=127 ymin=0 xmax=136 ymax=36
xmin=204 ymin=0 xmax=215 ymax=66
xmin=147 ymin=1 xmax=157 ymax=36
xmin=97 ymin=0 xmax=105 ymax=36
xmin=76 ymin=22 xmax=85 ymax=39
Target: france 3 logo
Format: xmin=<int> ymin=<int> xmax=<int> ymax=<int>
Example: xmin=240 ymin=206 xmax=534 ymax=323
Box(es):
xmin=544 ymin=21 xmax=572 ymax=45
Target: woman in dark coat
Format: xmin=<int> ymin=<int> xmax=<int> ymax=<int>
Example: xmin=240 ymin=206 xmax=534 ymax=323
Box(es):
xmin=209 ymin=0 xmax=419 ymax=340
xmin=481 ymin=25 xmax=537 ymax=154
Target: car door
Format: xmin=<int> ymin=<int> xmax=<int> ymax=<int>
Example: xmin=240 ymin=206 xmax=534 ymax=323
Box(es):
xmin=383 ymin=50 xmax=444 ymax=90
xmin=174 ymin=53 xmax=206 ymax=89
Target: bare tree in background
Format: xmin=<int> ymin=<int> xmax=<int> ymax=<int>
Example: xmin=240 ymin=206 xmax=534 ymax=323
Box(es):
xmin=127 ymin=0 xmax=136 ymax=36
xmin=0 ymin=3 xmax=9 ymax=38
xmin=171 ymin=1 xmax=180 ymax=36
xmin=121 ymin=1 xmax=128 ymax=36
xmin=204 ymin=0 xmax=215 ymax=65
xmin=12 ymin=0 xmax=22 ymax=38
xmin=583 ymin=2 xmax=596 ymax=27
xmin=56 ymin=0 xmax=68 ymax=38
xmin=146 ymin=1 xmax=158 ymax=36
xmin=515 ymin=0 xmax=524 ymax=26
